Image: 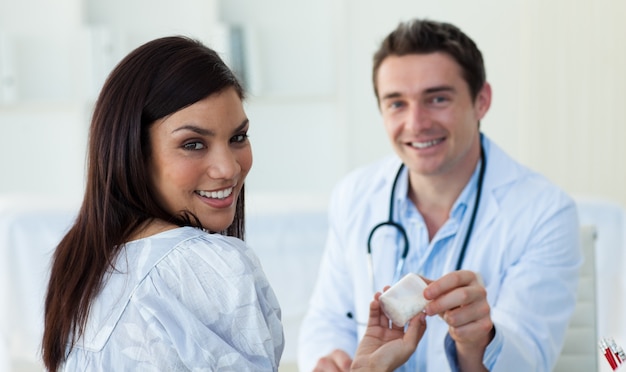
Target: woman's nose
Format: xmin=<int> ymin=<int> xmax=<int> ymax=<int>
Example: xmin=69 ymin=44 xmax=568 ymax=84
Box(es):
xmin=207 ymin=148 xmax=240 ymax=180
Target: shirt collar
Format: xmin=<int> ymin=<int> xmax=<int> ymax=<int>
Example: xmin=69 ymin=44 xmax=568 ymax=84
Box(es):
xmin=394 ymin=156 xmax=484 ymax=223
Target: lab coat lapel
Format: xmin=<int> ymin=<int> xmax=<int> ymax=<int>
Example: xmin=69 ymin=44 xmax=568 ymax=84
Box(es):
xmin=470 ymin=138 xmax=522 ymax=245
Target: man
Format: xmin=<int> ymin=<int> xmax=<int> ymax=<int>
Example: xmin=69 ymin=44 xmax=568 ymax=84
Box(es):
xmin=298 ymin=19 xmax=581 ymax=371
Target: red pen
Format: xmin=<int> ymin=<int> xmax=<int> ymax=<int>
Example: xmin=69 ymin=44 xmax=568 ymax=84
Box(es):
xmin=601 ymin=339 xmax=619 ymax=371
xmin=618 ymin=344 xmax=626 ymax=366
xmin=609 ymin=338 xmax=623 ymax=365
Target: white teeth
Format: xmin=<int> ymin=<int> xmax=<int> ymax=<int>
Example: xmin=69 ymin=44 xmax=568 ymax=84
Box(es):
xmin=197 ymin=187 xmax=233 ymax=199
xmin=410 ymin=138 xmax=443 ymax=149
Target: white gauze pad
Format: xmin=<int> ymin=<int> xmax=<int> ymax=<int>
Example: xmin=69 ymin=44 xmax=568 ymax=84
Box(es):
xmin=379 ymin=273 xmax=430 ymax=326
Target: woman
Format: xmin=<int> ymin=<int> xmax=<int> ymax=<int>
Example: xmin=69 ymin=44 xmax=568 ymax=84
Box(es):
xmin=42 ymin=36 xmax=425 ymax=371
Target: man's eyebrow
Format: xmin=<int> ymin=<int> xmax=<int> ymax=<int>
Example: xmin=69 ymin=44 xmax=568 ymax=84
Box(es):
xmin=380 ymin=92 xmax=402 ymax=101
xmin=423 ymin=85 xmax=455 ymax=94
xmin=380 ymin=86 xmax=456 ymax=101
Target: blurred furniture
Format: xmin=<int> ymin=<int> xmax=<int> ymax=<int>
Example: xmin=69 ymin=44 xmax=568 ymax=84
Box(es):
xmin=0 ymin=195 xmax=78 ymax=372
xmin=575 ymin=196 xmax=626 ymax=372
xmin=554 ymin=225 xmax=598 ymax=372
xmin=245 ymin=196 xmax=328 ymax=372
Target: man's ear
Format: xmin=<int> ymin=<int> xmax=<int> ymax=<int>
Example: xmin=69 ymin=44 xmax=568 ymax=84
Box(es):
xmin=475 ymin=82 xmax=492 ymax=120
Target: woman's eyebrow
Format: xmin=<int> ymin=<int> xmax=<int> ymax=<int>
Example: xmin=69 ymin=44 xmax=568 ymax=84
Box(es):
xmin=171 ymin=119 xmax=249 ymax=136
xmin=171 ymin=124 xmax=214 ymax=136
xmin=234 ymin=119 xmax=250 ymax=132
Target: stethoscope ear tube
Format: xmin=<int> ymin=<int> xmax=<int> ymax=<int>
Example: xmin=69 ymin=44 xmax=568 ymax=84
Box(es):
xmin=366 ymin=141 xmax=486 ymax=286
xmin=366 ymin=220 xmax=410 ymax=291
xmin=366 ymin=220 xmax=408 ymax=256
xmin=454 ymin=143 xmax=486 ymax=270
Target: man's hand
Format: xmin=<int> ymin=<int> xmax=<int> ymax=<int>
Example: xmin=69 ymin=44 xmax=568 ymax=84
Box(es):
xmin=350 ymin=291 xmax=427 ymax=372
xmin=423 ymin=270 xmax=493 ymax=371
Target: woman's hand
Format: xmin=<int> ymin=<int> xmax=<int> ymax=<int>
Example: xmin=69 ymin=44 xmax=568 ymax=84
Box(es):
xmin=351 ymin=290 xmax=427 ymax=372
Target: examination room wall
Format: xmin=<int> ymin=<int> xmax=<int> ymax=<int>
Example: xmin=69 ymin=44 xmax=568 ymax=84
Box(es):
xmin=1 ymin=0 xmax=625 ymax=206
xmin=1 ymin=0 xmax=625 ymax=371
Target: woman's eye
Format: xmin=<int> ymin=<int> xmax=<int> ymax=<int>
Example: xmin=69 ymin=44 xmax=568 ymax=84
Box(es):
xmin=231 ymin=133 xmax=249 ymax=143
xmin=183 ymin=142 xmax=205 ymax=150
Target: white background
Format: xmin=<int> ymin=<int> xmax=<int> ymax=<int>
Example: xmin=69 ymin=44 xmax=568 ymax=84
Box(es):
xmin=1 ymin=0 xmax=625 ymax=371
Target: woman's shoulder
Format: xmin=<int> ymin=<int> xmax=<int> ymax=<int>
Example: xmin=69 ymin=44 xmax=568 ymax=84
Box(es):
xmin=133 ymin=227 xmax=271 ymax=308
xmin=150 ymin=226 xmax=262 ymax=279
xmin=128 ymin=226 xmax=251 ymax=272
xmin=75 ymin=226 xmax=275 ymax=352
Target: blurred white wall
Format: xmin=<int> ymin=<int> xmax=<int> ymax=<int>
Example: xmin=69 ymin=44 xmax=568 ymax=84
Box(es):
xmin=0 ymin=0 xmax=222 ymax=198
xmin=1 ymin=1 xmax=626 ymax=371
xmin=222 ymin=0 xmax=626 ymax=211
xmin=2 ymin=0 xmax=624 ymax=208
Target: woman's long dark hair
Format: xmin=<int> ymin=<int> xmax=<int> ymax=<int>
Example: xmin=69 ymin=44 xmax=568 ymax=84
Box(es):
xmin=42 ymin=36 xmax=245 ymax=371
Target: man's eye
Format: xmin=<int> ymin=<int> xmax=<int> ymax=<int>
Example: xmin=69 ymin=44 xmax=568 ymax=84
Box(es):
xmin=183 ymin=142 xmax=205 ymax=150
xmin=390 ymin=101 xmax=405 ymax=109
xmin=431 ymin=96 xmax=448 ymax=104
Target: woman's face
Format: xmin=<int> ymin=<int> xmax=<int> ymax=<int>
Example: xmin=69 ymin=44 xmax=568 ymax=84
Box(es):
xmin=148 ymin=87 xmax=252 ymax=232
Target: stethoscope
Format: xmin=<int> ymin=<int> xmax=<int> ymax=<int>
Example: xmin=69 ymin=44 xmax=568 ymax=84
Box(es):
xmin=365 ymin=142 xmax=486 ymax=292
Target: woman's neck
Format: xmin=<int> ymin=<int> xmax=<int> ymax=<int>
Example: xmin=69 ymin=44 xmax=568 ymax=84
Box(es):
xmin=127 ymin=218 xmax=178 ymax=242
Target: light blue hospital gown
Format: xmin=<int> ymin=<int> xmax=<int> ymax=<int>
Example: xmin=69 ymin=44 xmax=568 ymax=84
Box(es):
xmin=62 ymin=226 xmax=284 ymax=371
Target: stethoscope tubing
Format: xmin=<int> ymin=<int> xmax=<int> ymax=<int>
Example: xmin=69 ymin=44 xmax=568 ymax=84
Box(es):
xmin=366 ymin=141 xmax=486 ymax=290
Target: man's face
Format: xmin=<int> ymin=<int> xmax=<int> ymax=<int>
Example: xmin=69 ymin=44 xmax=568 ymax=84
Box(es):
xmin=376 ymin=52 xmax=490 ymax=178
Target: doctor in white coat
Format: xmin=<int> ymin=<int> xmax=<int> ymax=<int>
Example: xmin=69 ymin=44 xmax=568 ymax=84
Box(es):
xmin=298 ymin=19 xmax=582 ymax=372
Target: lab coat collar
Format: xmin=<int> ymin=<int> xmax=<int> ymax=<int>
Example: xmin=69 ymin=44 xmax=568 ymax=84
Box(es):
xmin=470 ymin=136 xmax=527 ymax=240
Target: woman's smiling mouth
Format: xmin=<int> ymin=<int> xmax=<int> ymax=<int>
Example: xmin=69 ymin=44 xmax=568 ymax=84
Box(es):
xmin=196 ymin=187 xmax=234 ymax=200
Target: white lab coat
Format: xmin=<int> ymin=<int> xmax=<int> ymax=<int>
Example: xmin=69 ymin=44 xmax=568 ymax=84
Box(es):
xmin=298 ymin=135 xmax=582 ymax=371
